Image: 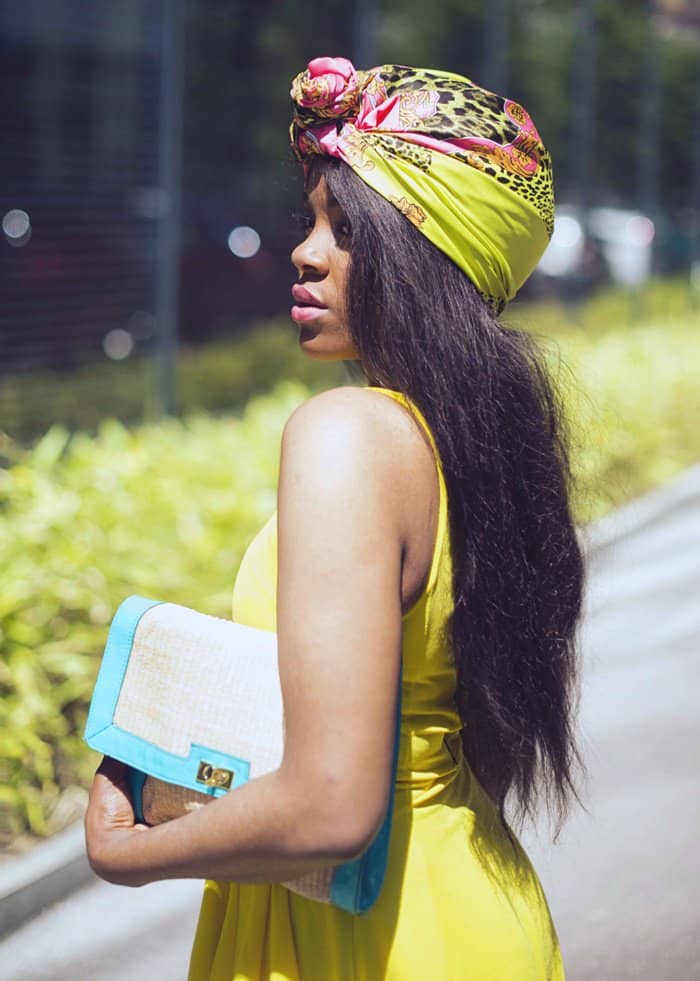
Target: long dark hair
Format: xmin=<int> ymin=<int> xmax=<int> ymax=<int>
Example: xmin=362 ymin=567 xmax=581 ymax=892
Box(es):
xmin=308 ymin=157 xmax=585 ymax=834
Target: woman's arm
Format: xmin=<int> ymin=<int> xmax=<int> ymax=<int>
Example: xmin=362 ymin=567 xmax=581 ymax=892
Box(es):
xmin=85 ymin=387 xmax=406 ymax=887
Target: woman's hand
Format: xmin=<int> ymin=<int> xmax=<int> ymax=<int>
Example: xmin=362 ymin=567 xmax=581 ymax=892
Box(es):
xmin=85 ymin=757 xmax=150 ymax=887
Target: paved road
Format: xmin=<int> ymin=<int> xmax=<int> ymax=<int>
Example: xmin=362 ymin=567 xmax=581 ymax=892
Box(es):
xmin=3 ymin=473 xmax=699 ymax=980
xmin=522 ymin=475 xmax=700 ymax=980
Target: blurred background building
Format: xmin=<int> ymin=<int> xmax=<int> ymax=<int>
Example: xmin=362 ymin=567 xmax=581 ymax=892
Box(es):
xmin=1 ymin=0 xmax=699 ymax=437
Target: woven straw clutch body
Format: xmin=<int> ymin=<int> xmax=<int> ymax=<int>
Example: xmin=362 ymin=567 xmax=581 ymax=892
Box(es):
xmin=84 ymin=596 xmax=399 ymax=914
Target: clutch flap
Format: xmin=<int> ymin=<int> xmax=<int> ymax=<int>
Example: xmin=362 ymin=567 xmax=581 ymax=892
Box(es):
xmin=85 ymin=596 xmax=283 ymax=794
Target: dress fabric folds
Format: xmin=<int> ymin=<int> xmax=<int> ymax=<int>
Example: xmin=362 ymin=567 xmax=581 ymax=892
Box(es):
xmin=188 ymin=387 xmax=565 ymax=981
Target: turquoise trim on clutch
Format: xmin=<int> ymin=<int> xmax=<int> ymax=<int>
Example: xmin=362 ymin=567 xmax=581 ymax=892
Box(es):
xmin=85 ymin=594 xmax=402 ymax=915
xmin=84 ymin=595 xmax=163 ymax=742
xmin=329 ymin=662 xmax=403 ymax=914
xmin=87 ymin=725 xmax=251 ymax=796
xmin=84 ymin=595 xmax=251 ymax=806
xmin=127 ymin=768 xmax=147 ymax=824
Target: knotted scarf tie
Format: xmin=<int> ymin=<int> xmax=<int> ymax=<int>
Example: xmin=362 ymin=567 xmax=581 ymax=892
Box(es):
xmin=290 ymin=57 xmax=554 ymax=309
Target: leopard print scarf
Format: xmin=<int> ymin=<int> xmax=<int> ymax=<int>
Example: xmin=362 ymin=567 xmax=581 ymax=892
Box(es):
xmin=290 ymin=57 xmax=554 ymax=309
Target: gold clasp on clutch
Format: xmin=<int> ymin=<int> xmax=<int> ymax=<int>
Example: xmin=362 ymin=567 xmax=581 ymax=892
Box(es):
xmin=196 ymin=760 xmax=234 ymax=789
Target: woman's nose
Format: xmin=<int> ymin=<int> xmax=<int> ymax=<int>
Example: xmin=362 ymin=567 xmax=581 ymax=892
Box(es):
xmin=291 ymin=227 xmax=328 ymax=278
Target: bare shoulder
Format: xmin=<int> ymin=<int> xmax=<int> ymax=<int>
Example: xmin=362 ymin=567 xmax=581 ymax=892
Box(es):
xmin=280 ymin=386 xmax=439 ymax=615
xmin=282 ymin=385 xmax=430 ymax=470
xmin=280 ymin=387 xmax=438 ymax=566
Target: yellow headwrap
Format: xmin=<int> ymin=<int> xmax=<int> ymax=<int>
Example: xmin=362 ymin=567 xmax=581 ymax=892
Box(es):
xmin=290 ymin=58 xmax=554 ymax=309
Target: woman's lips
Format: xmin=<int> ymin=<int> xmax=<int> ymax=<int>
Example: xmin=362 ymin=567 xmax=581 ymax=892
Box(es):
xmin=292 ymin=284 xmax=322 ymax=305
xmin=291 ymin=285 xmax=327 ymax=323
xmin=291 ymin=304 xmax=327 ymax=322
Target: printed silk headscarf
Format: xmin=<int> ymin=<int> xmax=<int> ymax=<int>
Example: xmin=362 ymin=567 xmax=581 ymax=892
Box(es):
xmin=290 ymin=57 xmax=554 ymax=309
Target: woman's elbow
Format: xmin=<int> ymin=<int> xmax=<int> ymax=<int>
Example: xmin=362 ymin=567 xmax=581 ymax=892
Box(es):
xmin=277 ymin=764 xmax=388 ymax=864
xmin=281 ymin=770 xmax=389 ymax=862
xmin=322 ymin=808 xmax=384 ymax=863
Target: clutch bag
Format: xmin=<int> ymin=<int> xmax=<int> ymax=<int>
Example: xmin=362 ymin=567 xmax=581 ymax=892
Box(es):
xmin=84 ymin=595 xmax=400 ymax=914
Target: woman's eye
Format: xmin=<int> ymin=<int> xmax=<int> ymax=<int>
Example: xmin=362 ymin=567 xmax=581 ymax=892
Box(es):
xmin=297 ymin=212 xmax=314 ymax=236
xmin=335 ymin=220 xmax=352 ymax=241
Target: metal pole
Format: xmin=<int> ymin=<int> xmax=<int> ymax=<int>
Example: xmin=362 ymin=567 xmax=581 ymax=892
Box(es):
xmin=353 ymin=0 xmax=377 ymax=69
xmin=691 ymin=62 xmax=700 ymax=295
xmin=155 ymin=0 xmax=185 ymax=417
xmin=637 ymin=1 xmax=663 ymax=257
xmin=567 ymin=0 xmax=597 ymax=210
xmin=481 ymin=0 xmax=508 ymax=94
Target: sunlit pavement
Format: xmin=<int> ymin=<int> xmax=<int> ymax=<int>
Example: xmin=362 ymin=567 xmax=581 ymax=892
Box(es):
xmin=2 ymin=474 xmax=699 ymax=981
xmin=1 ymin=875 xmax=201 ymax=980
xmin=522 ymin=475 xmax=700 ymax=981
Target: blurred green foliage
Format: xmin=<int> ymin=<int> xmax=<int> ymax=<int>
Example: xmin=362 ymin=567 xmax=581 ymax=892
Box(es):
xmin=508 ymin=278 xmax=700 ymax=521
xmin=1 ymin=277 xmax=699 ymax=848
xmin=186 ymin=0 xmax=699 ymax=213
xmin=0 ymin=322 xmax=344 ymax=443
xmin=0 ymin=382 xmax=310 ymax=847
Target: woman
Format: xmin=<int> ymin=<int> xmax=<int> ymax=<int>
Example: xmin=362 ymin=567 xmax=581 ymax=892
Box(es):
xmin=86 ymin=58 xmax=584 ymax=980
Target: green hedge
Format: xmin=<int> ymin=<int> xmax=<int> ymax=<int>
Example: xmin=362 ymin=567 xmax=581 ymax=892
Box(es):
xmin=1 ymin=278 xmax=699 ymax=848
xmin=0 ymin=320 xmax=345 ymax=442
xmin=0 ymin=383 xmax=309 ymax=847
xmin=508 ymin=278 xmax=700 ymax=520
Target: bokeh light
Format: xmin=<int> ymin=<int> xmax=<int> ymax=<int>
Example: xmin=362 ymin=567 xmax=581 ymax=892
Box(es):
xmin=626 ymin=215 xmax=656 ymax=247
xmin=127 ymin=310 xmax=156 ymax=340
xmin=103 ymin=328 xmax=134 ymax=360
xmin=2 ymin=209 xmax=32 ymax=247
xmin=538 ymin=213 xmax=585 ymax=277
xmin=227 ymin=225 xmax=261 ymax=258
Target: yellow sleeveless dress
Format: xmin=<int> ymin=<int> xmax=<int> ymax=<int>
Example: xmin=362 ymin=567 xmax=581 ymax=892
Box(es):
xmin=188 ymin=388 xmax=565 ymax=981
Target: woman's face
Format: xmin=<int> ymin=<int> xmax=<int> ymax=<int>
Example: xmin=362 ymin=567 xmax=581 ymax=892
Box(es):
xmin=290 ymin=176 xmax=359 ymax=361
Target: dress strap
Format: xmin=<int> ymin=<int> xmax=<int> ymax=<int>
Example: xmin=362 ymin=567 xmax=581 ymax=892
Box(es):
xmin=364 ymin=387 xmax=442 ymax=462
xmin=364 ymin=386 xmax=448 ymax=602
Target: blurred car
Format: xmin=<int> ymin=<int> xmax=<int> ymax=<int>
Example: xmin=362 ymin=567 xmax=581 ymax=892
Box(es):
xmin=530 ymin=204 xmax=692 ymax=301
